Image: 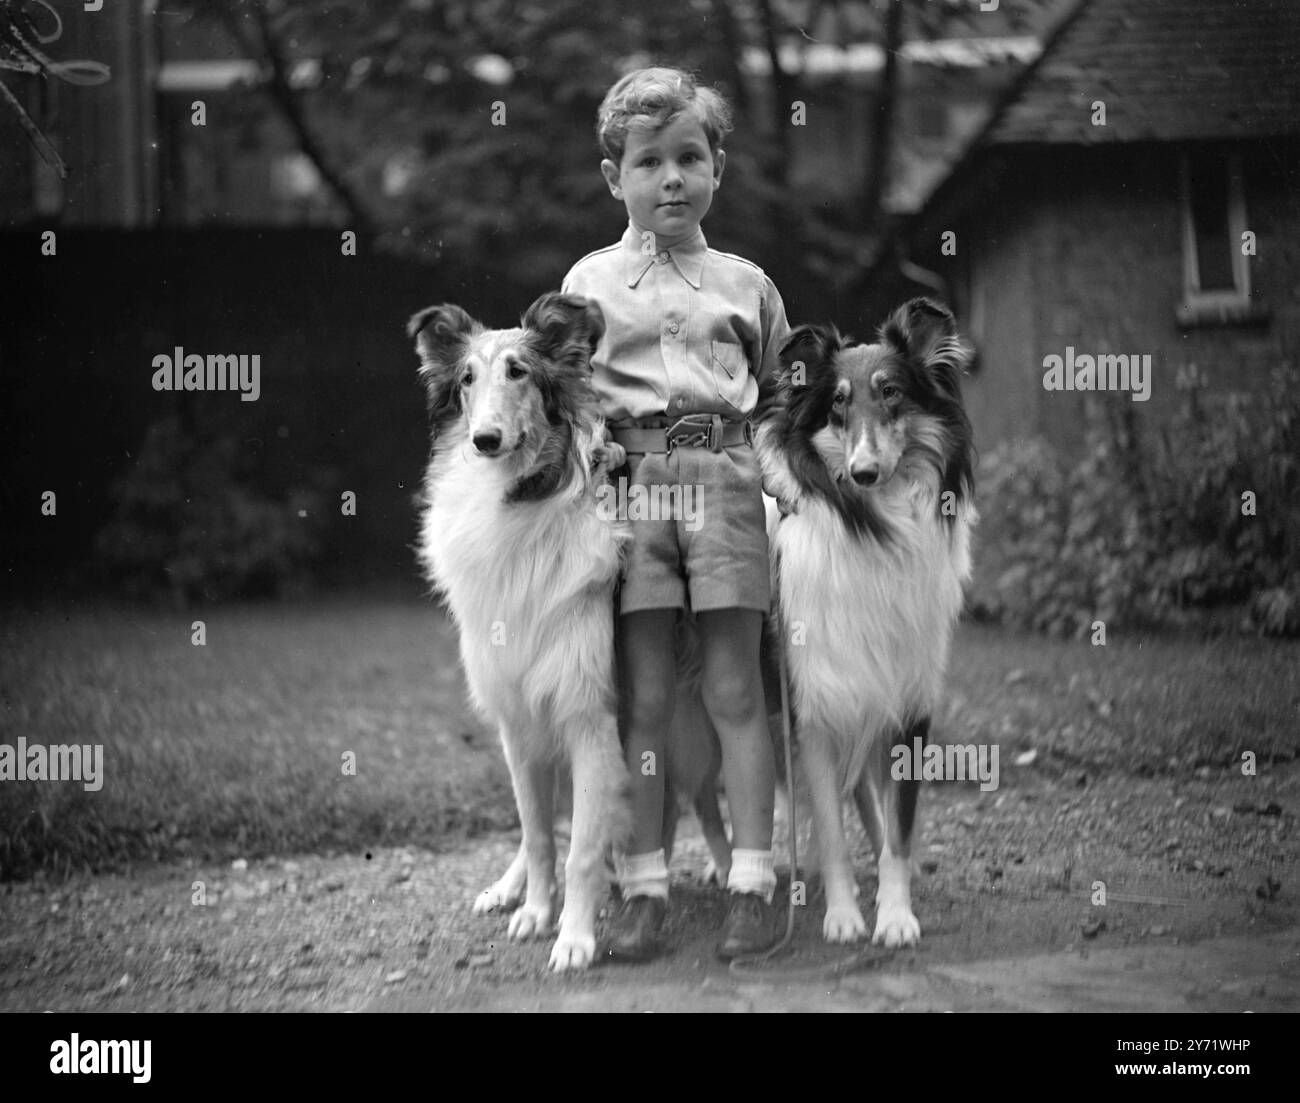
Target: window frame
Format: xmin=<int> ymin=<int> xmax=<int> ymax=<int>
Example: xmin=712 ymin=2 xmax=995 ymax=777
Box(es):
xmin=1176 ymin=149 xmax=1268 ymax=327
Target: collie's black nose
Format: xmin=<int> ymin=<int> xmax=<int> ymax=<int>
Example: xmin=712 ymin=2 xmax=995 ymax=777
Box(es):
xmin=473 ymin=430 xmax=503 ymax=455
xmin=852 ymin=463 xmax=880 ymax=487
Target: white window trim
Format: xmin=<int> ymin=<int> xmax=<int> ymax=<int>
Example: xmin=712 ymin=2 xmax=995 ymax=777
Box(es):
xmin=1177 ymin=151 xmax=1266 ymax=327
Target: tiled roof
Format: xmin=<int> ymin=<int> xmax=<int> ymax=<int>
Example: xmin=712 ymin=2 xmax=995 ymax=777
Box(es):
xmin=988 ymin=0 xmax=1300 ymax=145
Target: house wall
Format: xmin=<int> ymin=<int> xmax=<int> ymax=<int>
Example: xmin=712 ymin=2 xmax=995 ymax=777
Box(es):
xmin=950 ymin=141 xmax=1299 ymax=458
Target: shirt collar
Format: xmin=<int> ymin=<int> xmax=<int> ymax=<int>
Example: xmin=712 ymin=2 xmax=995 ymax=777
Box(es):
xmin=621 ymin=222 xmax=707 ymax=290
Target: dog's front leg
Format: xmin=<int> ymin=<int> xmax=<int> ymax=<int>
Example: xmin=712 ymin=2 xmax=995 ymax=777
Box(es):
xmin=473 ymin=842 xmax=527 ymax=914
xmin=499 ymin=732 xmax=557 ymax=940
xmin=856 ymin=721 xmax=924 ymax=948
xmin=801 ymin=731 xmax=867 ymax=942
xmin=551 ymin=724 xmax=628 ymax=971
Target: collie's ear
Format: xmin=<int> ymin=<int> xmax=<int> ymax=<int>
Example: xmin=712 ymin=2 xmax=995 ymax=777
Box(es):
xmin=407 ymin=304 xmax=475 ymax=420
xmin=408 ymin=304 xmax=477 ymax=372
xmin=881 ymin=298 xmax=959 ymax=364
xmin=522 ymin=292 xmax=605 ymax=368
xmin=779 ymin=324 xmax=840 ymax=387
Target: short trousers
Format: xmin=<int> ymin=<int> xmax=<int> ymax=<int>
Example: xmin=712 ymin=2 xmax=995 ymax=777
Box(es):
xmin=614 ymin=440 xmax=770 ymax=615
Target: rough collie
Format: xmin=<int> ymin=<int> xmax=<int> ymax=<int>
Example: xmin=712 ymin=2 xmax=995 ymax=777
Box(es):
xmin=410 ymin=292 xmax=631 ymax=971
xmin=755 ymin=297 xmax=975 ymax=947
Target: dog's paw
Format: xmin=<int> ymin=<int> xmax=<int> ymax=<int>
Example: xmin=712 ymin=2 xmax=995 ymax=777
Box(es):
xmin=592 ymin=440 xmax=627 ymax=473
xmin=872 ymin=904 xmax=920 ymax=948
xmin=472 ymin=879 xmax=524 ymax=915
xmin=507 ymin=902 xmax=554 ymax=940
xmin=548 ymin=932 xmax=597 ymax=972
xmin=823 ymin=903 xmax=868 ymax=943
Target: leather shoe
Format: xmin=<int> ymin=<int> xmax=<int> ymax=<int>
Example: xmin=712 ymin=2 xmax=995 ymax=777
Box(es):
xmin=602 ymin=894 xmax=667 ymax=962
xmin=716 ymin=892 xmax=777 ymax=960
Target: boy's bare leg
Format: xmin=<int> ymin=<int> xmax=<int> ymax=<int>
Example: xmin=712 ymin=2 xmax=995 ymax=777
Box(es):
xmin=603 ymin=607 xmax=677 ymax=960
xmin=695 ymin=608 xmax=774 ymax=852
xmin=696 ymin=607 xmax=777 ymax=957
xmin=619 ymin=608 xmax=678 ymax=854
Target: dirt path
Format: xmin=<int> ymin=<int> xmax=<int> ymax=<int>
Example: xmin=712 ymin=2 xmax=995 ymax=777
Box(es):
xmin=2 ymin=761 xmax=1296 ymax=1012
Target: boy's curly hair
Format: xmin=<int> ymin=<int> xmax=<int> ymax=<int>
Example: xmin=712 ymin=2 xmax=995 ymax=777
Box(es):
xmin=597 ymin=67 xmax=734 ymax=164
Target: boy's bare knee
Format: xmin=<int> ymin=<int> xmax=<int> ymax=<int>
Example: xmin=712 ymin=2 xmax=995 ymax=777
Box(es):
xmin=624 ymin=682 xmax=675 ymax=737
xmin=701 ymin=670 xmax=761 ymax=727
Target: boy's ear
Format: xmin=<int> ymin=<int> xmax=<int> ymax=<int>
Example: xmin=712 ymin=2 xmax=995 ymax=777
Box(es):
xmin=712 ymin=148 xmax=725 ymax=189
xmin=779 ymin=324 xmax=840 ymax=388
xmin=601 ymin=159 xmax=622 ymax=198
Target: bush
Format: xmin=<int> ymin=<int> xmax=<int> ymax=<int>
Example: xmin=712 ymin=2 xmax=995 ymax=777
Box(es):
xmin=94 ymin=414 xmax=329 ymax=605
xmin=971 ymin=365 xmax=1300 ymax=637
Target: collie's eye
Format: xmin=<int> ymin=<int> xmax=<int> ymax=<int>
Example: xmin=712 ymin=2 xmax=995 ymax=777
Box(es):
xmin=507 ymin=361 xmax=527 ymax=380
xmin=881 ymin=383 xmax=901 ymax=402
xmin=460 ymin=373 xmax=473 ymax=387
xmin=833 ymin=392 xmax=847 ymax=406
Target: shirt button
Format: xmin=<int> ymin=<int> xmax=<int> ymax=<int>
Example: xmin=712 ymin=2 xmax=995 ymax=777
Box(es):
xmin=669 ymin=323 xmax=680 ymax=334
xmin=657 ymin=250 xmax=670 ymax=263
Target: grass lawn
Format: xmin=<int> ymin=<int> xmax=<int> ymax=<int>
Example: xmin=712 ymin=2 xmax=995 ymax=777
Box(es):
xmin=1 ymin=595 xmax=1297 ymax=880
xmin=0 ymin=594 xmax=513 ymax=880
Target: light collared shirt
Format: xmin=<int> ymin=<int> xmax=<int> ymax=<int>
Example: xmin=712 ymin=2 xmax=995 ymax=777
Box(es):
xmin=561 ymin=222 xmax=790 ymax=422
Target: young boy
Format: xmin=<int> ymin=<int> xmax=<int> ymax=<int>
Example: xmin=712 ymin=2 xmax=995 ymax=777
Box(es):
xmin=561 ymin=67 xmax=790 ymax=961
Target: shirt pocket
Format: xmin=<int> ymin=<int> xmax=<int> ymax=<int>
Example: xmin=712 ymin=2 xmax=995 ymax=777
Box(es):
xmin=710 ymin=340 xmax=750 ymax=412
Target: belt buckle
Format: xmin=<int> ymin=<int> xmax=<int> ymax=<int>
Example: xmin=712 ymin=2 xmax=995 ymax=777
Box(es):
xmin=666 ymin=414 xmax=726 ymax=453
xmin=665 ymin=415 xmax=710 ymax=454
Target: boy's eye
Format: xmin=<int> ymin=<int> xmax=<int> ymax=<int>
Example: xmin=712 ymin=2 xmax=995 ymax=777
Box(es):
xmin=640 ymin=157 xmax=658 ymax=167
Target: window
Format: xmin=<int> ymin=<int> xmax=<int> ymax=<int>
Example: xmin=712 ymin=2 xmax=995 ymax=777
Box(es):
xmin=1176 ymin=151 xmax=1268 ymax=326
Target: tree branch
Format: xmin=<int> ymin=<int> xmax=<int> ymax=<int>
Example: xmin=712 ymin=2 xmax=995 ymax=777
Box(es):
xmin=216 ymin=0 xmax=375 ymax=237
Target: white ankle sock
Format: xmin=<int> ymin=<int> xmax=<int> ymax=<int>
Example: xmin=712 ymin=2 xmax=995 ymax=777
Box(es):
xmin=618 ymin=848 xmax=669 ymax=901
xmin=727 ymin=848 xmax=776 ymax=903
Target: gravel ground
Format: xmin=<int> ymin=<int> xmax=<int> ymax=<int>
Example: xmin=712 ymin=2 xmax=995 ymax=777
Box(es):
xmin=3 ymin=756 xmax=1295 ymax=1012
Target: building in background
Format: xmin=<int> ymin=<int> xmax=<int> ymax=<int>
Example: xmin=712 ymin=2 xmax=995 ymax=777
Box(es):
xmin=864 ymin=0 xmax=1300 ymax=455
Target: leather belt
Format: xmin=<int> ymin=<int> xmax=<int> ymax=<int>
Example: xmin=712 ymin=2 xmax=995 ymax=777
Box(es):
xmin=610 ymin=414 xmax=752 ymax=455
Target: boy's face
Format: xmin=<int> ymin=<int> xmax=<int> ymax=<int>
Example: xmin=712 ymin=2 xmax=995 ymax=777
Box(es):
xmin=601 ymin=113 xmax=725 ymax=248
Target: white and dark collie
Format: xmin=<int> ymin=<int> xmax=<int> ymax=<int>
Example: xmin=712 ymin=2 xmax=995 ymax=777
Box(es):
xmin=755 ymin=297 xmax=975 ymax=948
xmin=409 ymin=291 xmax=631 ymax=971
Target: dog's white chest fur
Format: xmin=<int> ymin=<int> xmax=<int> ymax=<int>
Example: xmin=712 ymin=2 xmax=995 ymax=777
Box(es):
xmin=419 ymin=439 xmax=625 ymax=734
xmin=769 ymin=485 xmax=972 ymax=765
